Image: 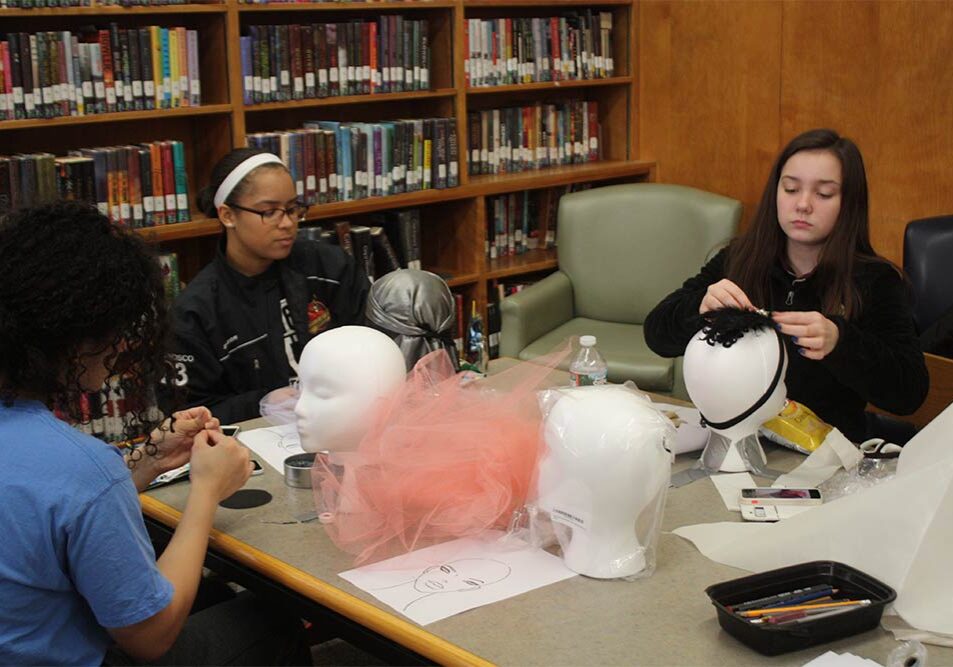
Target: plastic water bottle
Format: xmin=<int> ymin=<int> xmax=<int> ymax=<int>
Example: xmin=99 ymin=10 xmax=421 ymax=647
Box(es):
xmin=569 ymin=335 xmax=608 ymax=386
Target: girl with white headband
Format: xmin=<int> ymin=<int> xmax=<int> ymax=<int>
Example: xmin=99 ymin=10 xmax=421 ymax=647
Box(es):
xmin=162 ymin=148 xmax=368 ymax=424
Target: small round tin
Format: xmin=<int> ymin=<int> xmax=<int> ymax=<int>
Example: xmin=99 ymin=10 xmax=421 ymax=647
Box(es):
xmin=283 ymin=453 xmax=317 ymax=488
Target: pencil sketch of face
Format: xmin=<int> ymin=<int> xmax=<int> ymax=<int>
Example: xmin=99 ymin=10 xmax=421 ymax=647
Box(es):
xmin=413 ymin=559 xmax=511 ymax=594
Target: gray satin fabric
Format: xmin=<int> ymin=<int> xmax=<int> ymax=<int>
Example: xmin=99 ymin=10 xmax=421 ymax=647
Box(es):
xmin=365 ymin=269 xmax=458 ymax=371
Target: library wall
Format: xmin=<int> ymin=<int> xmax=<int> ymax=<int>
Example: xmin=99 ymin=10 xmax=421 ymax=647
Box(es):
xmin=638 ymin=0 xmax=953 ymax=267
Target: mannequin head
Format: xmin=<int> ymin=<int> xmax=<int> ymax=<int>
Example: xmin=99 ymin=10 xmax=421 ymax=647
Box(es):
xmin=536 ymin=385 xmax=673 ymax=579
xmin=295 ymin=326 xmax=406 ymax=453
xmin=683 ymin=309 xmax=788 ymax=471
xmin=365 ymin=269 xmax=458 ymax=371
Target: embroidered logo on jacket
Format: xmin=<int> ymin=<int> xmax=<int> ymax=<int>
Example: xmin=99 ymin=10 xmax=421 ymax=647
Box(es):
xmin=308 ymin=298 xmax=331 ymax=335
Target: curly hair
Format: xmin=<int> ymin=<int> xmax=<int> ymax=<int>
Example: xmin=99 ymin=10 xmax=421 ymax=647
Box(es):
xmin=0 ymin=201 xmax=172 ymax=454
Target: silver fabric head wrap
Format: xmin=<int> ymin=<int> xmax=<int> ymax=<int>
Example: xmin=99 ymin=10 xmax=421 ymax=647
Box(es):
xmin=365 ymin=269 xmax=458 ymax=371
xmin=213 ymin=153 xmax=284 ymax=209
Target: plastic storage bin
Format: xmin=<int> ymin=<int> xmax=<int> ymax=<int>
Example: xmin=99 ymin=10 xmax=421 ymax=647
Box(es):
xmin=705 ymin=560 xmax=896 ymax=656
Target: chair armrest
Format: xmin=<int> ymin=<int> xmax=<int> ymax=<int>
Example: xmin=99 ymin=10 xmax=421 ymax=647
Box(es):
xmin=500 ymin=271 xmax=573 ymax=358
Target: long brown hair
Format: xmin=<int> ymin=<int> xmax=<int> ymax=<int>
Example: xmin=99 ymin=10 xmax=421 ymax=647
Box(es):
xmin=725 ymin=128 xmax=880 ymax=319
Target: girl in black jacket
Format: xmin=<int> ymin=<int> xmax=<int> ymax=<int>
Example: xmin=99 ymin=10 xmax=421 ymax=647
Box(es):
xmin=645 ymin=129 xmax=928 ymax=441
xmin=165 ymin=148 xmax=368 ymax=424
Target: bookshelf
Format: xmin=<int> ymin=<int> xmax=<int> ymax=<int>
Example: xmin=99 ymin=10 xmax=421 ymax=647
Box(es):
xmin=0 ymin=0 xmax=653 ymax=319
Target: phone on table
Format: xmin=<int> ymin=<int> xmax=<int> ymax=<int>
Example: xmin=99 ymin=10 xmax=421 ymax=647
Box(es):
xmin=221 ymin=424 xmax=241 ymax=438
xmin=148 ymin=459 xmax=262 ymax=490
xmin=739 ymin=487 xmax=822 ymax=507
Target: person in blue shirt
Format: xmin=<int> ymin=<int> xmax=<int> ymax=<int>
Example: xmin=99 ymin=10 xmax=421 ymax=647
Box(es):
xmin=0 ymin=201 xmax=308 ymax=665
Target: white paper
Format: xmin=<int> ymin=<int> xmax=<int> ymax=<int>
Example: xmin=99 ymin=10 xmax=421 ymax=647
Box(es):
xmin=802 ymin=650 xmax=883 ymax=667
xmin=674 ymin=403 xmax=953 ymax=636
xmin=710 ymin=472 xmax=756 ymax=511
xmin=652 ymin=402 xmax=710 ymax=454
xmin=772 ymin=428 xmax=862 ymax=489
xmin=339 ymin=534 xmax=576 ymax=625
xmin=238 ymin=423 xmax=304 ymax=474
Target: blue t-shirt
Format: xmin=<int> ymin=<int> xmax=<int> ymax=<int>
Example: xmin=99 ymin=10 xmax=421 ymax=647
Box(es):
xmin=0 ymin=401 xmax=174 ymax=666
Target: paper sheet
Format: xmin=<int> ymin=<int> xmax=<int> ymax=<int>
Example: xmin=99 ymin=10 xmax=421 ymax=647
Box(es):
xmin=652 ymin=402 xmax=710 ymax=455
xmin=674 ymin=403 xmax=953 ymax=636
xmin=710 ymin=473 xmax=756 ymax=511
xmin=772 ymin=428 xmax=862 ymax=489
xmin=238 ymin=423 xmax=304 ymax=474
xmin=339 ymin=533 xmax=576 ymax=625
xmin=802 ymin=650 xmax=883 ymax=667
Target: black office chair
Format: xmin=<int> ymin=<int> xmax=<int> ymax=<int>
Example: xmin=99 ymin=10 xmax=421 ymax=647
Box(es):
xmin=864 ymin=215 xmax=953 ymax=445
xmin=904 ymin=215 xmax=953 ymax=335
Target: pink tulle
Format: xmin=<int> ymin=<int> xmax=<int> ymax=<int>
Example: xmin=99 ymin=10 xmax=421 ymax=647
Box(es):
xmin=314 ymin=347 xmax=568 ymax=565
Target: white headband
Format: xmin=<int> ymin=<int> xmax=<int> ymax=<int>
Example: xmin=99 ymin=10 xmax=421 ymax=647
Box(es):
xmin=213 ymin=153 xmax=285 ymax=209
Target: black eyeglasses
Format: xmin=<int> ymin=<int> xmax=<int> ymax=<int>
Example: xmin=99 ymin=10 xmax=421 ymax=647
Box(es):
xmin=229 ymin=202 xmax=310 ymax=225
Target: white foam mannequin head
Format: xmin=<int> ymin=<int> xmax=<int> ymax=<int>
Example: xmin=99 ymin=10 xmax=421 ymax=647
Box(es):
xmin=295 ymin=325 xmax=407 ymax=453
xmin=536 ymin=386 xmax=673 ymax=579
xmin=683 ymin=324 xmax=788 ymax=471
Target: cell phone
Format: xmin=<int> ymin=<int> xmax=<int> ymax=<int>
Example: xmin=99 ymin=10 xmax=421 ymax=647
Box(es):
xmin=251 ymin=459 xmax=263 ymax=476
xmin=221 ymin=424 xmax=241 ymax=437
xmin=739 ymin=487 xmax=822 ymax=506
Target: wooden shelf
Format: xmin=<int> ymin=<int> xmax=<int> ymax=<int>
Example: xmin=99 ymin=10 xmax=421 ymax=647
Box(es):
xmin=468 ymin=160 xmax=653 ymax=196
xmin=243 ymin=89 xmax=456 ymax=112
xmin=486 ymin=249 xmax=557 ymax=280
xmin=446 ymin=273 xmax=480 ymax=287
xmin=467 ymin=76 xmax=632 ymax=95
xmin=0 ymin=3 xmax=225 ymax=15
xmin=464 ymin=0 xmax=630 ymax=6
xmin=133 ymin=218 xmax=221 ymax=243
xmin=0 ymin=104 xmax=233 ymax=132
xmin=238 ymin=1 xmax=454 ymax=11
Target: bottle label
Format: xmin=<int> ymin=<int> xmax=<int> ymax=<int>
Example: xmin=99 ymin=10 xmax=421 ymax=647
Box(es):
xmin=570 ymin=370 xmax=608 ymax=387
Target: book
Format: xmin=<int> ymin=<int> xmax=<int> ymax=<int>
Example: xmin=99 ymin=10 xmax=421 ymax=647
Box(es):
xmin=349 ymin=224 xmax=374 ymax=283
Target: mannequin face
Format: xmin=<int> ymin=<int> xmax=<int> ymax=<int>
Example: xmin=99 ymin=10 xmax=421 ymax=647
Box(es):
xmin=295 ymin=326 xmax=407 ymax=453
xmin=683 ymin=326 xmax=789 ymax=443
xmin=537 ymin=386 xmax=673 ymax=578
xmin=219 ymin=166 xmax=301 ymax=275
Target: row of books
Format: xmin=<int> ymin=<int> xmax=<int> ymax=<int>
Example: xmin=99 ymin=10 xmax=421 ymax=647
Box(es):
xmin=0 ymin=26 xmax=201 ymax=121
xmin=246 ymin=116 xmax=458 ymax=204
xmin=467 ymin=100 xmax=600 ymax=175
xmin=240 ymin=18 xmax=430 ymax=105
xmin=158 ymin=252 xmax=182 ymax=302
xmin=0 ymin=140 xmax=191 ymax=225
xmin=299 ymin=208 xmax=422 ymax=282
xmin=2 ymin=0 xmax=196 ymax=7
xmin=485 ymin=183 xmax=591 ymax=259
xmin=465 ymin=13 xmax=615 ymax=88
xmin=63 ymin=379 xmax=160 ymax=445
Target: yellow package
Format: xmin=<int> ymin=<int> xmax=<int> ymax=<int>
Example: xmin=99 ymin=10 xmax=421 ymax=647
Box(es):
xmin=760 ymin=400 xmax=833 ymax=454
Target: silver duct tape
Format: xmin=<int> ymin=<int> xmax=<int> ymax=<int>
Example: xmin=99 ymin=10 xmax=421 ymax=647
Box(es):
xmin=671 ymin=432 xmax=784 ymax=488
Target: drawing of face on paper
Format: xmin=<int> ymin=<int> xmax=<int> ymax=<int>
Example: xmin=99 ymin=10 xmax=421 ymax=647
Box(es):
xmin=413 ymin=559 xmax=510 ymax=596
xmin=338 ymin=534 xmax=576 ymax=626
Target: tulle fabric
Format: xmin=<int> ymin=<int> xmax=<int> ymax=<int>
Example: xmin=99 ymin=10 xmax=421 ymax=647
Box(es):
xmin=314 ymin=346 xmax=569 ymax=565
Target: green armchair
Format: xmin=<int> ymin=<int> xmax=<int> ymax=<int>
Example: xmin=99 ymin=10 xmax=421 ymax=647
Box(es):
xmin=499 ymin=183 xmax=741 ymax=399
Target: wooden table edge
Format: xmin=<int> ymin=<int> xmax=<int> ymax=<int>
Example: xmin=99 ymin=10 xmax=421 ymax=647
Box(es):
xmin=139 ymin=494 xmax=494 ymax=667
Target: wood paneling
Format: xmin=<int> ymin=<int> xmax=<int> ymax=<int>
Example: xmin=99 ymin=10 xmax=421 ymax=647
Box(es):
xmin=639 ymin=0 xmax=953 ymax=267
xmin=638 ymin=0 xmax=781 ymax=218
xmin=779 ymin=1 xmax=953 ymax=265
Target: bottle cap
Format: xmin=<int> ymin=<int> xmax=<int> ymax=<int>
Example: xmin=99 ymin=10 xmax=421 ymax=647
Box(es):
xmin=580 ymin=335 xmax=597 ymax=347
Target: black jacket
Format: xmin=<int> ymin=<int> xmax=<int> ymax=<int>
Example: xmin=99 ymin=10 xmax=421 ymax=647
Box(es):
xmin=644 ymin=249 xmax=929 ymax=441
xmin=163 ymin=239 xmax=368 ymax=424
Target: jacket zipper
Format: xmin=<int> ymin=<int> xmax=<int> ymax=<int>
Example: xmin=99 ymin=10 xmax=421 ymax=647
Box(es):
xmin=785 ymin=277 xmax=806 ymax=307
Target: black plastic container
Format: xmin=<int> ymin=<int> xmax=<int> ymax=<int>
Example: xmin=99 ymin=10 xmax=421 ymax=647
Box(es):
xmin=705 ymin=561 xmax=896 ymax=656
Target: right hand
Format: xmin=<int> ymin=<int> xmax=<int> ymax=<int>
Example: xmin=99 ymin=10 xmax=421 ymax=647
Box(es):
xmin=700 ymin=279 xmax=756 ymax=314
xmin=187 ymin=429 xmax=252 ymax=502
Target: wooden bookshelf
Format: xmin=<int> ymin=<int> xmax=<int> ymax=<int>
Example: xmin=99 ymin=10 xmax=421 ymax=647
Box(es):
xmin=0 ymin=0 xmax=651 ymax=320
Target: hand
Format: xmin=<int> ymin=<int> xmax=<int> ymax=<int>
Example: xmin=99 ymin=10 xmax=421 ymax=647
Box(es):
xmin=700 ymin=279 xmax=756 ymax=314
xmin=150 ymin=407 xmax=220 ymax=475
xmin=188 ymin=430 xmax=252 ymax=502
xmin=772 ymin=311 xmax=840 ymax=360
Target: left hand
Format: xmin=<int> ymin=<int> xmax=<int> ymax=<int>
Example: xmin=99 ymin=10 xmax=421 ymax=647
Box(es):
xmin=772 ymin=311 xmax=840 ymax=360
xmin=149 ymin=406 xmax=220 ymax=474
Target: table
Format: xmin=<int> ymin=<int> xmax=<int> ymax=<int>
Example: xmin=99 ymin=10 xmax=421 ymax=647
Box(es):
xmin=141 ymin=389 xmax=953 ymax=666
